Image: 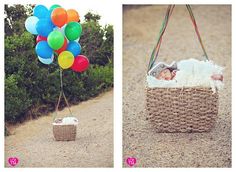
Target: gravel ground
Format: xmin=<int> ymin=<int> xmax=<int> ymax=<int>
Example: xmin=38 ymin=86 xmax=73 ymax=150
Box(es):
xmin=123 ymin=5 xmax=231 ymax=167
xmin=5 ymin=90 xmax=113 ymax=167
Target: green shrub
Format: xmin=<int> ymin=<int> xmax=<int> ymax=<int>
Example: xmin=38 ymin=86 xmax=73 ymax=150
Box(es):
xmin=5 ymin=74 xmax=32 ymax=122
xmin=63 ymin=63 xmax=113 ymax=103
xmin=81 ymin=63 xmax=113 ymax=97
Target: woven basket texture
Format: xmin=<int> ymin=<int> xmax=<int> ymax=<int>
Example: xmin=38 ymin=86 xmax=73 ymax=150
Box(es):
xmin=53 ymin=124 xmax=77 ymax=141
xmin=146 ymin=87 xmax=218 ymax=133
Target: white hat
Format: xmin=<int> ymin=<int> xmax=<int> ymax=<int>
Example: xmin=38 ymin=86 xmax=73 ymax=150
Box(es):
xmin=148 ymin=61 xmax=177 ymax=77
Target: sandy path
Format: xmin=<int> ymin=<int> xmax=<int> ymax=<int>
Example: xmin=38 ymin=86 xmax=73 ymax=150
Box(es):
xmin=123 ymin=5 xmax=231 ymax=167
xmin=5 ymin=90 xmax=113 ymax=167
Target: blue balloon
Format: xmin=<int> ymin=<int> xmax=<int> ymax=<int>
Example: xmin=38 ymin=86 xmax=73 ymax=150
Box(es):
xmin=25 ymin=16 xmax=39 ymax=35
xmin=36 ymin=19 xmax=54 ymax=37
xmin=35 ymin=41 xmax=53 ymax=59
xmin=67 ymin=41 xmax=81 ymax=57
xmin=38 ymin=55 xmax=54 ymax=65
xmin=33 ymin=5 xmax=49 ymax=19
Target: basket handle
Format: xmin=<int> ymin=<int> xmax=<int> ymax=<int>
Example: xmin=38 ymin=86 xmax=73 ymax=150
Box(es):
xmin=147 ymin=5 xmax=209 ymax=73
xmin=53 ymin=68 xmax=73 ymax=121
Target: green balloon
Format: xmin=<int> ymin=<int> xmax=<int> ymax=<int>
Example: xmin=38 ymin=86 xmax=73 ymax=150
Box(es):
xmin=49 ymin=4 xmax=61 ymax=11
xmin=65 ymin=22 xmax=82 ymax=41
xmin=47 ymin=31 xmax=64 ymax=50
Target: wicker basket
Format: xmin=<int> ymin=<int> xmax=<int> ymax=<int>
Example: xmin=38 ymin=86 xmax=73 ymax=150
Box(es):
xmin=146 ymin=87 xmax=218 ymax=133
xmin=53 ymin=123 xmax=77 ymax=141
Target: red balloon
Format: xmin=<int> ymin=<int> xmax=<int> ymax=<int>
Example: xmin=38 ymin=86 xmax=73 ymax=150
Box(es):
xmin=71 ymin=55 xmax=89 ymax=72
xmin=36 ymin=35 xmax=47 ymax=43
xmin=55 ymin=38 xmax=68 ymax=55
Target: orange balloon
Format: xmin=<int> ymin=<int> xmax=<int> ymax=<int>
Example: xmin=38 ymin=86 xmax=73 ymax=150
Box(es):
xmin=67 ymin=9 xmax=80 ymax=23
xmin=51 ymin=8 xmax=67 ymax=28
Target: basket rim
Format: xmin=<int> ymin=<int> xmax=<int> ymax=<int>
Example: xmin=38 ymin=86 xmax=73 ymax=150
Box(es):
xmin=146 ymin=86 xmax=214 ymax=89
xmin=146 ymin=86 xmax=218 ymax=92
xmin=52 ymin=123 xmax=78 ymax=126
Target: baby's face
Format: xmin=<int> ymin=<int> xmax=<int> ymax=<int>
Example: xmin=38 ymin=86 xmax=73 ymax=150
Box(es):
xmin=156 ymin=68 xmax=172 ymax=80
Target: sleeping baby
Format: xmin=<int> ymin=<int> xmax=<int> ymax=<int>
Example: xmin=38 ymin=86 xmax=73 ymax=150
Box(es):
xmin=147 ymin=58 xmax=224 ymax=92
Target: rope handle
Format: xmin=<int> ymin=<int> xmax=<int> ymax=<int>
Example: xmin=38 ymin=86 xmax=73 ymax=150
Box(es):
xmin=186 ymin=5 xmax=209 ymax=60
xmin=147 ymin=5 xmax=209 ymax=72
xmin=53 ymin=68 xmax=73 ymax=121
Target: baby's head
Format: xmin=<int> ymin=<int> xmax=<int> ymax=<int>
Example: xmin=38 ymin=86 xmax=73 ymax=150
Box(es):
xmin=148 ymin=61 xmax=177 ymax=80
xmin=156 ymin=68 xmax=176 ymax=80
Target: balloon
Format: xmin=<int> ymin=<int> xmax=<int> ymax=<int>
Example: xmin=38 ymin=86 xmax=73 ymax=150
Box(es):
xmin=36 ymin=35 xmax=47 ymax=43
xmin=38 ymin=55 xmax=54 ymax=65
xmin=49 ymin=4 xmax=61 ymax=11
xmin=33 ymin=5 xmax=49 ymax=19
xmin=51 ymin=8 xmax=67 ymax=28
xmin=65 ymin=22 xmax=82 ymax=41
xmin=25 ymin=16 xmax=39 ymax=35
xmin=25 ymin=5 xmax=88 ymax=69
xmin=36 ymin=18 xmax=54 ymax=37
xmin=47 ymin=31 xmax=64 ymax=50
xmin=71 ymin=55 xmax=89 ymax=72
xmin=55 ymin=38 xmax=68 ymax=55
xmin=35 ymin=41 xmax=53 ymax=59
xmin=58 ymin=51 xmax=74 ymax=69
xmin=49 ymin=4 xmax=61 ymax=16
xmin=67 ymin=41 xmax=81 ymax=56
xmin=67 ymin=9 xmax=79 ymax=23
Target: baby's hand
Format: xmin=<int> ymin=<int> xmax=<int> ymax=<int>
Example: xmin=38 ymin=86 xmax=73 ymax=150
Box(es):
xmin=211 ymin=74 xmax=223 ymax=81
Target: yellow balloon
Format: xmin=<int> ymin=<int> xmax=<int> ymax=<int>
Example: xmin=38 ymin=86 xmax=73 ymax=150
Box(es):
xmin=58 ymin=51 xmax=74 ymax=69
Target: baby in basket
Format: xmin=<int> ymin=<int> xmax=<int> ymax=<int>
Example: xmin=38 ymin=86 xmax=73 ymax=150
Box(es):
xmin=148 ymin=59 xmax=223 ymax=82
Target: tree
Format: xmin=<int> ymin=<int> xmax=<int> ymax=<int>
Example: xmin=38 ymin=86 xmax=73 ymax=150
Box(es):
xmin=102 ymin=25 xmax=114 ymax=64
xmin=84 ymin=12 xmax=101 ymax=22
xmin=4 ymin=4 xmax=34 ymax=36
xmin=80 ymin=13 xmax=113 ymax=65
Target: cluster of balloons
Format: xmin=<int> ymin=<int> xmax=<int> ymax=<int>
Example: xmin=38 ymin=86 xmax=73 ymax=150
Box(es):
xmin=25 ymin=4 xmax=89 ymax=72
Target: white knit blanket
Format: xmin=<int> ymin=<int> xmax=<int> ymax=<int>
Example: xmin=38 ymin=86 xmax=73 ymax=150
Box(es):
xmin=53 ymin=117 xmax=78 ymax=125
xmin=147 ymin=58 xmax=224 ymax=93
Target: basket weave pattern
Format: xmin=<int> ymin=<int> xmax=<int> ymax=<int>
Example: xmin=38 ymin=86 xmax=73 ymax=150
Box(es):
xmin=53 ymin=125 xmax=77 ymax=141
xmin=146 ymin=87 xmax=218 ymax=132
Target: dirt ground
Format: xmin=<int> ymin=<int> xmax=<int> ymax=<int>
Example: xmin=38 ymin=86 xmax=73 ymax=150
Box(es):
xmin=5 ymin=90 xmax=113 ymax=167
xmin=123 ymin=5 xmax=231 ymax=167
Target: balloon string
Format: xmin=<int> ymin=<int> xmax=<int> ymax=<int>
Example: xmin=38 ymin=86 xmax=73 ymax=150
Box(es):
xmin=186 ymin=5 xmax=209 ymax=61
xmin=147 ymin=5 xmax=210 ymax=72
xmin=53 ymin=68 xmax=73 ymax=121
xmin=147 ymin=5 xmax=175 ymax=72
